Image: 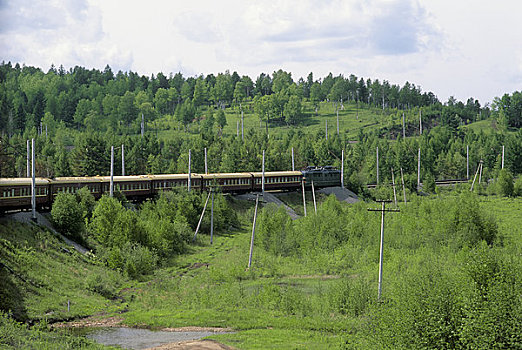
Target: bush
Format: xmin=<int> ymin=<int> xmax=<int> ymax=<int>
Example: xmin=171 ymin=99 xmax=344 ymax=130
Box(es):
xmin=257 ymin=204 xmax=295 ymax=256
xmin=450 ymin=193 xmax=498 ymax=247
xmin=497 ymin=169 xmax=514 ymax=197
xmin=514 ymin=177 xmax=522 ymax=196
xmin=51 ymin=193 xmax=84 ymax=240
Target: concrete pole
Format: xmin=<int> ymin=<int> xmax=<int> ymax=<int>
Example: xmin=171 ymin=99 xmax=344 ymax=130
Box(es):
xmin=121 ymin=144 xmax=125 ymax=176
xmin=502 ymin=145 xmax=504 ymax=169
xmin=419 ymin=110 xmax=422 ymax=135
xmin=193 ymin=191 xmax=211 ymax=242
xmin=45 ymin=125 xmax=47 ymax=138
xmin=336 ymin=109 xmax=339 ymax=135
xmin=325 ymin=120 xmax=328 ymax=140
xmin=26 ymin=140 xmax=30 ymax=177
xmin=188 ymin=149 xmax=191 ymax=192
xmin=311 ymin=181 xmax=317 ymax=214
xmin=378 ymin=201 xmax=385 ymax=300
xmin=301 ymin=179 xmax=307 ymax=217
xmin=466 ymin=145 xmax=469 ymax=179
xmin=204 ymin=147 xmax=208 ymax=174
xmin=391 ymin=168 xmax=397 ymax=206
xmin=291 ymin=147 xmax=295 ymax=171
xmin=341 ymin=149 xmax=344 ymax=188
xmin=417 ymin=148 xmax=421 ymax=192
xmin=262 ymin=150 xmax=265 ymax=195
xmin=470 ymin=161 xmax=481 ymax=191
xmin=236 ymin=120 xmax=239 ymax=137
xmin=31 ymin=139 xmax=36 ymax=221
xmin=110 ymin=146 xmax=114 ymax=197
xmin=141 ymin=113 xmax=144 ymax=138
xmin=210 ymin=191 xmax=214 ymax=244
xmin=400 ymin=167 xmax=407 ymax=204
xmin=248 ymin=194 xmax=259 ymax=269
xmin=241 ymin=110 xmax=244 ymax=141
xmin=402 ymin=112 xmax=406 ymax=138
xmin=376 ymin=146 xmax=380 ymax=185
xmin=478 ymin=161 xmax=483 ymax=184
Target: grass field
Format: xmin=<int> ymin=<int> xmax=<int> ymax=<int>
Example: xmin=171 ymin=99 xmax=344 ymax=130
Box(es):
xmin=1 ymin=193 xmax=521 ymax=349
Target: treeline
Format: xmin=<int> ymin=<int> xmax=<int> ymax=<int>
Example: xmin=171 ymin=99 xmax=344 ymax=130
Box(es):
xmin=1 ymin=123 xmax=521 ymax=191
xmin=1 ymin=62 xmax=508 ymax=134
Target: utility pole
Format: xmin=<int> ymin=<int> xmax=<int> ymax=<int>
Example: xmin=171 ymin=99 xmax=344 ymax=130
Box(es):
xmin=391 ymin=168 xmax=397 ymax=206
xmin=502 ymin=145 xmax=505 ymax=169
xmin=336 ymin=108 xmax=339 ymax=135
xmin=376 ymin=146 xmax=380 ymax=185
xmin=188 ymin=149 xmax=191 ymax=192
xmin=110 ymin=146 xmax=114 ymax=197
xmin=210 ymin=190 xmax=215 ymax=244
xmin=141 ymin=113 xmax=144 ymax=138
xmin=419 ymin=109 xmax=422 ymax=135
xmin=470 ymin=160 xmax=483 ymax=192
xmin=311 ymin=181 xmax=317 ymax=214
xmin=241 ymin=110 xmax=244 ymax=141
xmin=417 ymin=148 xmax=421 ymax=192
xmin=121 ymin=144 xmax=125 ymax=176
xmin=301 ymin=179 xmax=307 ymax=217
xmin=26 ymin=140 xmax=30 ymax=177
xmin=248 ymin=194 xmax=259 ymax=269
xmin=400 ymin=168 xmax=407 ymax=204
xmin=291 ymin=147 xmax=295 ymax=171
xmin=204 ymin=147 xmax=208 ymax=174
xmin=466 ymin=145 xmax=469 ymax=179
xmin=193 ymin=191 xmax=211 ymax=242
xmin=31 ymin=139 xmax=36 ymax=221
xmin=236 ymin=120 xmax=239 ymax=137
xmin=368 ymin=201 xmax=399 ymax=300
xmin=402 ymin=112 xmax=406 ymax=138
xmin=262 ymin=150 xmax=265 ymax=196
xmin=341 ymin=149 xmax=344 ymax=188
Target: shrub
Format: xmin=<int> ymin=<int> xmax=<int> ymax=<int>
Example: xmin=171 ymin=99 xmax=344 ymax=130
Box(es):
xmin=497 ymin=169 xmax=514 ymax=197
xmin=51 ymin=193 xmax=84 ymax=240
xmin=450 ymin=193 xmax=498 ymax=247
xmin=514 ymin=177 xmax=522 ymax=196
xmin=257 ymin=204 xmax=295 ymax=256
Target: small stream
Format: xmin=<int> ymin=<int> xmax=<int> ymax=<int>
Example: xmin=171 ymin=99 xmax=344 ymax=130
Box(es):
xmin=70 ymin=327 xmax=227 ymax=349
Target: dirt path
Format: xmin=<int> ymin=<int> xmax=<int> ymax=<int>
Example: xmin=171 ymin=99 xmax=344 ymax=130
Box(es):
xmin=146 ymin=339 xmax=236 ymax=349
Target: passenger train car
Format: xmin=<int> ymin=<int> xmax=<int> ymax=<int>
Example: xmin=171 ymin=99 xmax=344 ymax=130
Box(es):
xmin=0 ymin=167 xmax=340 ymax=212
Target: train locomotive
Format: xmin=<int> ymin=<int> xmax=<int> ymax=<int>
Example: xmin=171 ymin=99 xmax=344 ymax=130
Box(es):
xmin=0 ymin=167 xmax=340 ymax=212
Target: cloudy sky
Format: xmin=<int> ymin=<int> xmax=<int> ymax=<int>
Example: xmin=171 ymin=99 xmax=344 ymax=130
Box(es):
xmin=1 ymin=0 xmax=521 ymax=104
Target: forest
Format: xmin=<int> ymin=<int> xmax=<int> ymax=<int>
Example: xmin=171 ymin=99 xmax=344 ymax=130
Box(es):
xmin=1 ymin=62 xmax=522 ymax=349
xmin=0 ymin=62 xmax=521 ymax=189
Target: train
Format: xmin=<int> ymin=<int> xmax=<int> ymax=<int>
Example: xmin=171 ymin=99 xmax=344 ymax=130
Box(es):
xmin=0 ymin=167 xmax=341 ymax=212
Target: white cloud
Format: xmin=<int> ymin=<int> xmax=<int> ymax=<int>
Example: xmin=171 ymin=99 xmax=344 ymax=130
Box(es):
xmin=1 ymin=0 xmax=520 ymax=103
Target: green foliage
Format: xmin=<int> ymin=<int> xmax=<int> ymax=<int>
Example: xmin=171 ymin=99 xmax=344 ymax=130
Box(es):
xmin=450 ymin=193 xmax=498 ymax=247
xmin=514 ymin=177 xmax=522 ymax=196
xmin=256 ymin=204 xmax=295 ymax=256
xmin=51 ymin=193 xmax=84 ymax=240
xmin=497 ymin=168 xmax=514 ymax=197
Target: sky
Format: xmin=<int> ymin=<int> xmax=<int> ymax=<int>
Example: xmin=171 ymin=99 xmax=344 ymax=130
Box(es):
xmin=1 ymin=0 xmax=521 ymax=105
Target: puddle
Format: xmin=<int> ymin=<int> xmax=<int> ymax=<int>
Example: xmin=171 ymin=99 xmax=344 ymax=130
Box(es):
xmin=71 ymin=327 xmax=227 ymax=349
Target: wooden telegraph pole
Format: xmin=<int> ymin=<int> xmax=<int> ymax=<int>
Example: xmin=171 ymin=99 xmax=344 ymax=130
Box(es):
xmin=368 ymin=201 xmax=399 ymax=299
xmin=391 ymin=168 xmax=397 ymax=206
